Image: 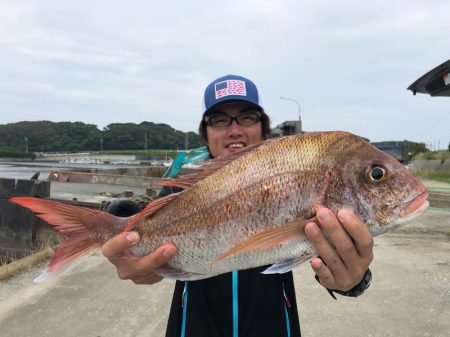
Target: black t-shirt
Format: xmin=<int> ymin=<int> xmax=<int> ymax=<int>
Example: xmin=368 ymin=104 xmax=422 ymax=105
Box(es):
xmin=158 ymin=185 xmax=301 ymax=337
xmin=165 ymin=266 xmax=301 ymax=337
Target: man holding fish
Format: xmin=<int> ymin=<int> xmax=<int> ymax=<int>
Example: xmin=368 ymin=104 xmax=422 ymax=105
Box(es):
xmin=11 ymin=75 xmax=427 ymax=335
xmin=101 ymin=75 xmax=375 ymax=337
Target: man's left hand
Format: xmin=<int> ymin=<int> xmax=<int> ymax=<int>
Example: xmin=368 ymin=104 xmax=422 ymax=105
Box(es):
xmin=305 ymin=206 xmax=374 ymax=292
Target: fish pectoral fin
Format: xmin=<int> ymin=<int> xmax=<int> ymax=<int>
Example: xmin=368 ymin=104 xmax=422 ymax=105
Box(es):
xmin=212 ymin=217 xmax=316 ymax=265
xmin=155 ymin=266 xmax=208 ymax=281
xmin=262 ymin=256 xmax=311 ymax=274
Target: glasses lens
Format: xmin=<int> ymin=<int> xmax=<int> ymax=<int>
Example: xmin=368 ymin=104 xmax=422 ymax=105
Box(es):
xmin=207 ymin=115 xmax=232 ymax=127
xmin=206 ymin=111 xmax=262 ymax=127
xmin=236 ymin=112 xmax=261 ymax=125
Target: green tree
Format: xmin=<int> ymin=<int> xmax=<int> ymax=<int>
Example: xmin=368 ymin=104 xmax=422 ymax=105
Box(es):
xmin=0 ymin=120 xmax=203 ymax=152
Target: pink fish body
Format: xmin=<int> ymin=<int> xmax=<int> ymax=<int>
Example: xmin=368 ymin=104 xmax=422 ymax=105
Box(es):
xmin=10 ymin=132 xmax=429 ymax=282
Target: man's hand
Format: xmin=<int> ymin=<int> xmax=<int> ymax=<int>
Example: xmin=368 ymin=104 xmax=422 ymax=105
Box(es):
xmin=101 ymin=231 xmax=177 ymax=285
xmin=305 ymin=207 xmax=374 ymax=292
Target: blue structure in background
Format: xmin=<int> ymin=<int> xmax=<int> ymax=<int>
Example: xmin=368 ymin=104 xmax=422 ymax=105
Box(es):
xmin=163 ymin=146 xmax=210 ymax=178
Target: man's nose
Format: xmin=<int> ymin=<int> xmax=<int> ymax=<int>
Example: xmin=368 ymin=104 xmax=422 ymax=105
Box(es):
xmin=227 ymin=119 xmax=243 ymax=135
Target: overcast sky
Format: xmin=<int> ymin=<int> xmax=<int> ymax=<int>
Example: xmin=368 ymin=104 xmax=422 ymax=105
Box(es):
xmin=0 ymin=1 xmax=449 ymax=149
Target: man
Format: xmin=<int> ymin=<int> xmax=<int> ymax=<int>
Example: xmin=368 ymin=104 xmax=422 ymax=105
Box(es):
xmin=102 ymin=75 xmax=374 ymax=337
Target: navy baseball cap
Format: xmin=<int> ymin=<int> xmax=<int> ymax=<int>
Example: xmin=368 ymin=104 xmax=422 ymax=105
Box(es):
xmin=202 ymin=75 xmax=263 ymax=115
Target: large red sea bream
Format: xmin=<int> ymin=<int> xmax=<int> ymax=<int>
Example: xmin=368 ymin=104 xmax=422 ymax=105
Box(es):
xmin=10 ymin=132 xmax=429 ymax=282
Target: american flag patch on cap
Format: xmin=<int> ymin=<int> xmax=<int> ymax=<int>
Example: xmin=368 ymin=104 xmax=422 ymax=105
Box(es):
xmin=215 ymin=80 xmax=247 ymax=99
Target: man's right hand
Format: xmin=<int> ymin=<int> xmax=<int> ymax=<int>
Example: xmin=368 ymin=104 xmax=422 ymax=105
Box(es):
xmin=101 ymin=231 xmax=177 ymax=285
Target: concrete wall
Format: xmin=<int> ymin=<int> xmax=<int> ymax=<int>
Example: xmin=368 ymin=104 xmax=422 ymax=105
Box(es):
xmin=39 ymin=153 xmax=137 ymax=162
xmin=442 ymin=160 xmax=450 ymax=170
xmin=47 ymin=166 xmax=197 ymax=187
xmin=410 ymin=159 xmax=450 ymax=171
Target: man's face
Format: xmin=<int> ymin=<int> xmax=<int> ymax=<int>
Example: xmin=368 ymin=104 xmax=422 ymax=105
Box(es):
xmin=205 ymin=102 xmax=263 ymax=158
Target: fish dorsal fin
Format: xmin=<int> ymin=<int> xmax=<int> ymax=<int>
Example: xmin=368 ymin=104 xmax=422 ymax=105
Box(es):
xmin=123 ymin=193 xmax=180 ymax=231
xmin=156 ymin=140 xmax=269 ymax=189
xmin=212 ymin=217 xmax=316 ymax=265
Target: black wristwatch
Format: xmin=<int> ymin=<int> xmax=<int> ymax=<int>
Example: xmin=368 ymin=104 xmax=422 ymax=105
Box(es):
xmin=315 ymin=269 xmax=372 ymax=300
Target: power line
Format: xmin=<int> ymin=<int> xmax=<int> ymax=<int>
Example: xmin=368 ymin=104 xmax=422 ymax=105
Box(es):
xmin=411 ymin=110 xmax=450 ymax=138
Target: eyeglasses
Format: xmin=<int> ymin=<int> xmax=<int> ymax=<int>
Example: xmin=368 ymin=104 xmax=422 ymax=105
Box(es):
xmin=205 ymin=111 xmax=262 ymax=128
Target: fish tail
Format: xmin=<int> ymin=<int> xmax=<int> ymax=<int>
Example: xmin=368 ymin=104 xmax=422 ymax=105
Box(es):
xmin=9 ymin=197 xmax=129 ymax=282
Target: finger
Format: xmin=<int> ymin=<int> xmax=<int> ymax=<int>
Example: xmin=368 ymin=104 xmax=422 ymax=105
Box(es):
xmin=316 ymin=207 xmax=357 ymax=259
xmin=114 ymin=243 xmax=177 ymax=281
xmin=134 ymin=243 xmax=177 ymax=273
xmin=305 ymin=222 xmax=345 ymax=273
xmin=101 ymin=231 xmax=140 ymax=260
xmin=337 ymin=209 xmax=374 ymax=258
xmin=310 ymin=257 xmax=335 ymax=287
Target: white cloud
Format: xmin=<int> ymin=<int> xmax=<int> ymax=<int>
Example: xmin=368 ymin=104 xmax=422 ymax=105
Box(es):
xmin=0 ymin=0 xmax=449 ymax=148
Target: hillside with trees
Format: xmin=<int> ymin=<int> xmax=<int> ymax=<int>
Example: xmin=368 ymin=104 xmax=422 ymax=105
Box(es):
xmin=0 ymin=121 xmax=203 ymax=154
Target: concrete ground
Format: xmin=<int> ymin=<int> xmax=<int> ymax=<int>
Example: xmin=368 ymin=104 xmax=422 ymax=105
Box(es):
xmin=1 ymin=180 xmax=449 ymax=336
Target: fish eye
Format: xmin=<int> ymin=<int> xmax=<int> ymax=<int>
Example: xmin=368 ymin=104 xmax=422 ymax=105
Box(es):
xmin=369 ymin=166 xmax=387 ymax=182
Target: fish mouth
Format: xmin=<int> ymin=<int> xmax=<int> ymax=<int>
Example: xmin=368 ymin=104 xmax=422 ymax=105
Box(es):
xmin=398 ymin=191 xmax=429 ymax=224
